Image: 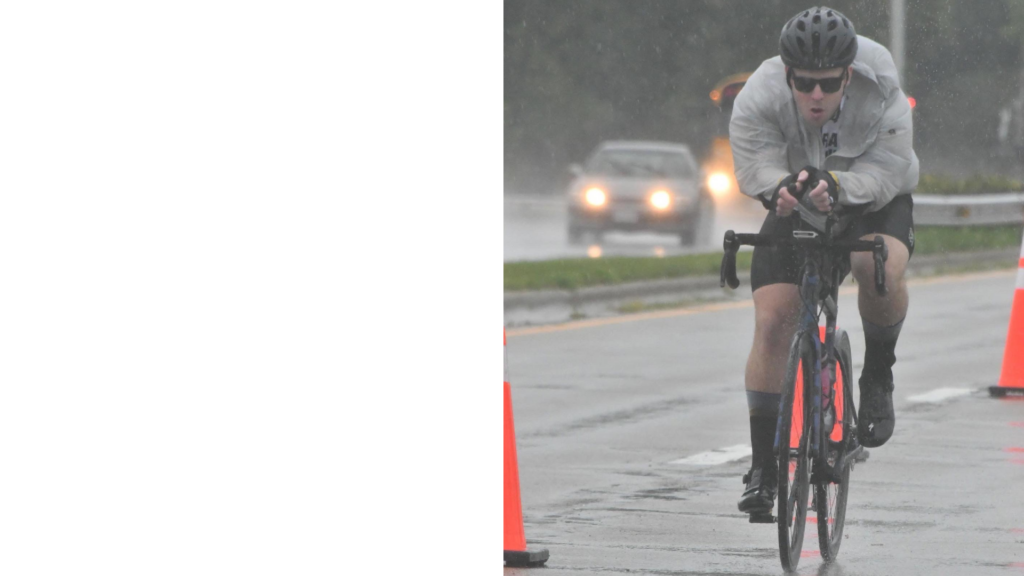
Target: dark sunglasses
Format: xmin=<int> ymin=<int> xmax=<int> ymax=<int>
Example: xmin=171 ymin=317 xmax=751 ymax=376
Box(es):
xmin=788 ymin=69 xmax=847 ymax=94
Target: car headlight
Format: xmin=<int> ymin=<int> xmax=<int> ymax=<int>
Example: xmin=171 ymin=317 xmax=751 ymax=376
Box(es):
xmin=707 ymin=172 xmax=732 ymax=197
xmin=584 ymin=187 xmax=607 ymax=207
xmin=650 ymin=190 xmax=671 ymax=210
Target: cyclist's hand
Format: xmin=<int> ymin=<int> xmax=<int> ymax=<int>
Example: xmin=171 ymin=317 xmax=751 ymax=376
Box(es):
xmin=798 ymin=166 xmax=839 ymax=212
xmin=808 ymin=179 xmax=833 ymax=212
xmin=776 ymin=186 xmax=799 ymax=216
xmin=772 ymin=170 xmax=808 ymax=216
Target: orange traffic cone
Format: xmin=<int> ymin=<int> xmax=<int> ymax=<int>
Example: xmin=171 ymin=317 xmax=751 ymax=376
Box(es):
xmin=991 ymin=240 xmax=1024 ymax=397
xmin=504 ymin=330 xmax=549 ymax=567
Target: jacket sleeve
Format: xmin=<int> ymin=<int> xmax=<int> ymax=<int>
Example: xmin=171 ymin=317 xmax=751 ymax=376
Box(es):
xmin=729 ymin=81 xmax=791 ymax=203
xmin=831 ymin=89 xmax=916 ymax=211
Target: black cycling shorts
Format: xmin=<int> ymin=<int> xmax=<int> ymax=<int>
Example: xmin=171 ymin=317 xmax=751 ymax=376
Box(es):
xmin=749 ymin=194 xmax=915 ymax=292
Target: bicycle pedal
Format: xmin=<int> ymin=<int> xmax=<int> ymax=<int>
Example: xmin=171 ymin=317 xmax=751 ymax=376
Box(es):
xmin=748 ymin=512 xmax=776 ymax=524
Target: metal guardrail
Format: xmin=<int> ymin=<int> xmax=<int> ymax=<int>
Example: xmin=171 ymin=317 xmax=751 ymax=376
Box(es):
xmin=506 ymin=193 xmax=1024 ymax=226
xmin=504 ymin=195 xmax=566 ymax=215
xmin=913 ymin=193 xmax=1024 ymax=226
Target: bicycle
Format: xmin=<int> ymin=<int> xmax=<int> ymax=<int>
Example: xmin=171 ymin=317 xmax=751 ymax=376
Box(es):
xmin=719 ymin=196 xmax=888 ymax=571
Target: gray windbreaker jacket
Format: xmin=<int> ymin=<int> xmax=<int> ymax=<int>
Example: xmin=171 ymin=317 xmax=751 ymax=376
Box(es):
xmin=729 ymin=36 xmax=919 ymax=213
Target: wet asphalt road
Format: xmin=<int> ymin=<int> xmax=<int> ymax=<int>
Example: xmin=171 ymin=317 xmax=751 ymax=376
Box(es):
xmin=504 ymin=269 xmax=1024 ymax=575
xmin=503 ymin=194 xmax=765 ymax=262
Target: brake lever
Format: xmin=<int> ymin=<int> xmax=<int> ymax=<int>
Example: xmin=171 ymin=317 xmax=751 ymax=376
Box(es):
xmin=720 ymin=230 xmax=740 ymax=289
xmin=872 ymin=235 xmax=888 ymax=296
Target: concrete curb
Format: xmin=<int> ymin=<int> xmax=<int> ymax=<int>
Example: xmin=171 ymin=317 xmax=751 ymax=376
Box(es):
xmin=504 ymin=247 xmax=1019 ymax=314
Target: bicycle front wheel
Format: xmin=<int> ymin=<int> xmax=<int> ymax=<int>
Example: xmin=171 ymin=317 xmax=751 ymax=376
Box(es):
xmin=777 ymin=331 xmax=814 ymax=572
xmin=817 ymin=328 xmax=854 ymax=562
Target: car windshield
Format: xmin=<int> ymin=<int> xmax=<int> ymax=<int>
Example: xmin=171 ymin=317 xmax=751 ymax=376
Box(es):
xmin=585 ymin=149 xmax=694 ymax=178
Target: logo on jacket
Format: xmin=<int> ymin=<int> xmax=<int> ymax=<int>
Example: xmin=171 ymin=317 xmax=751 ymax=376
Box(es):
xmin=822 ymin=132 xmax=839 ymax=158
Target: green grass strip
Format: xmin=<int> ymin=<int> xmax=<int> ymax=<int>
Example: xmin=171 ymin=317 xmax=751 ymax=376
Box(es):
xmin=504 ymin=251 xmax=753 ymax=291
xmin=504 ymin=225 xmax=1022 ymax=292
xmin=912 ymin=225 xmax=1022 ymax=255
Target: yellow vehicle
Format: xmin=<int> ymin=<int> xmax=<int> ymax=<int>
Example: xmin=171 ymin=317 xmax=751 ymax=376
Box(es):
xmin=703 ymin=73 xmax=751 ymax=207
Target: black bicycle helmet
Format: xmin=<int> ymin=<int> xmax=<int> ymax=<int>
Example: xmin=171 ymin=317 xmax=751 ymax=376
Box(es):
xmin=780 ymin=7 xmax=858 ymax=70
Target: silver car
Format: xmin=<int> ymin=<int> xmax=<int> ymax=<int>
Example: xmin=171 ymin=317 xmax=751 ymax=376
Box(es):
xmin=566 ymin=141 xmax=714 ymax=246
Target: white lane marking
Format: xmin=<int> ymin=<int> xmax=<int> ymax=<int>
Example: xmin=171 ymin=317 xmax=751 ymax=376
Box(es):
xmin=906 ymin=387 xmax=974 ymax=404
xmin=670 ymin=444 xmax=751 ymax=466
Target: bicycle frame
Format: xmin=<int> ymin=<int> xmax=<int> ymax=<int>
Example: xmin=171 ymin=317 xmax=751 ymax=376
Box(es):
xmin=781 ymin=242 xmax=841 ymax=481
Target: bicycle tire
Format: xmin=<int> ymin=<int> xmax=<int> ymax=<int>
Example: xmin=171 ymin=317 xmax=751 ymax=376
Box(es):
xmin=816 ymin=328 xmax=854 ymax=561
xmin=777 ymin=331 xmax=814 ymax=572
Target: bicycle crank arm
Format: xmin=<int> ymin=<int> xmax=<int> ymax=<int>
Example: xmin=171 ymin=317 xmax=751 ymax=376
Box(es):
xmin=842 ymin=444 xmax=869 ymax=469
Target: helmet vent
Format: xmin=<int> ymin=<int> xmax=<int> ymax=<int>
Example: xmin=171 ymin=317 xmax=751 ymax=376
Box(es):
xmin=779 ymin=7 xmax=857 ymax=69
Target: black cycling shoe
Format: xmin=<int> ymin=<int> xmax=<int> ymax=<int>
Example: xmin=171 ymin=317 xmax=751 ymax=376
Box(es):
xmin=858 ymin=376 xmax=895 ymax=447
xmin=738 ymin=464 xmax=778 ymax=514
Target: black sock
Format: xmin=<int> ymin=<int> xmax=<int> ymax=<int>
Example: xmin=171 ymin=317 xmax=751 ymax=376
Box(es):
xmin=747 ymin=391 xmax=780 ymax=470
xmin=861 ymin=317 xmax=904 ymax=385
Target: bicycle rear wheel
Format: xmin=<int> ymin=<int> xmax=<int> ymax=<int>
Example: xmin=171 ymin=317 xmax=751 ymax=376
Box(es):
xmin=777 ymin=331 xmax=813 ymax=572
xmin=817 ymin=328 xmax=854 ymax=562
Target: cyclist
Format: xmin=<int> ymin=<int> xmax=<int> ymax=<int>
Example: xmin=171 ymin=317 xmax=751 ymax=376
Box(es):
xmin=729 ymin=6 xmax=918 ymax=515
